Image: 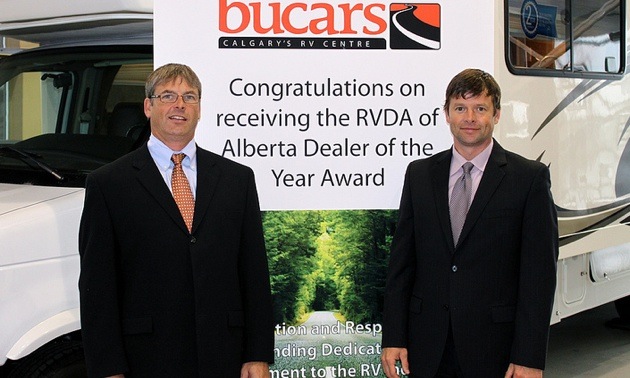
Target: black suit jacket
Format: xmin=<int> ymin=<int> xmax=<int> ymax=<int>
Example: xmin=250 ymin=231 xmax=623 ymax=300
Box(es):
xmin=79 ymin=144 xmax=274 ymax=377
xmin=382 ymin=141 xmax=558 ymax=377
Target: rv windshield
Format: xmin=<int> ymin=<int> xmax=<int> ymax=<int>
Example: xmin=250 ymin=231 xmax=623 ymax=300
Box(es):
xmin=0 ymin=45 xmax=152 ymax=187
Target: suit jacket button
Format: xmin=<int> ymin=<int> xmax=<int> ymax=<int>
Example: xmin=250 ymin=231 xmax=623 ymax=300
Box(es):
xmin=451 ymin=265 xmax=457 ymax=272
xmin=190 ymin=236 xmax=197 ymax=243
xmin=443 ymin=305 xmax=449 ymax=311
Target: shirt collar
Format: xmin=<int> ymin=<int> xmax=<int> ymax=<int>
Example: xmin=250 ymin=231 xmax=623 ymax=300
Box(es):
xmin=147 ymin=134 xmax=197 ymax=170
xmin=450 ymin=140 xmax=493 ymax=177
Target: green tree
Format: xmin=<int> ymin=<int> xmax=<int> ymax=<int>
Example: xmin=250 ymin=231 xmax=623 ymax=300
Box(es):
xmin=327 ymin=210 xmax=397 ymax=323
xmin=263 ymin=211 xmax=321 ymax=324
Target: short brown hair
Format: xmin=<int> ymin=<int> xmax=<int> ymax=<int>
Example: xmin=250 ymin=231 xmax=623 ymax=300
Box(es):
xmin=145 ymin=63 xmax=202 ymax=99
xmin=443 ymin=68 xmax=500 ymax=115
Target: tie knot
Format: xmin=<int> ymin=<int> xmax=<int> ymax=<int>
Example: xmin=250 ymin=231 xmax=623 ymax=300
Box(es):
xmin=462 ymin=162 xmax=474 ymax=174
xmin=171 ymin=153 xmax=186 ymax=165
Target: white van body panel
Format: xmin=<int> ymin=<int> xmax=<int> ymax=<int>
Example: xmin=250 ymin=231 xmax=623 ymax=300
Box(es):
xmin=0 ymin=0 xmax=152 ymax=46
xmin=0 ymin=184 xmax=84 ymax=365
xmin=0 ymin=0 xmax=152 ymax=23
xmin=6 ymin=309 xmax=81 ymax=361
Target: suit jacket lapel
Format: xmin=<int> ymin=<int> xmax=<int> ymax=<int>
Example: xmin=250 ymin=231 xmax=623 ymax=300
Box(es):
xmin=133 ymin=145 xmax=190 ymax=234
xmin=431 ymin=150 xmax=457 ymax=252
xmin=191 ymin=147 xmax=221 ymax=233
xmin=457 ymin=142 xmax=507 ymax=248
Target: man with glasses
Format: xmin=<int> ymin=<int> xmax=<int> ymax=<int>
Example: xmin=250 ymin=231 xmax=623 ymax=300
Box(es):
xmin=79 ymin=63 xmax=274 ymax=377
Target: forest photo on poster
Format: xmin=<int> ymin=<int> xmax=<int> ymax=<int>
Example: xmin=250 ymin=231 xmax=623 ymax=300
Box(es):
xmin=264 ymin=210 xmax=397 ymax=376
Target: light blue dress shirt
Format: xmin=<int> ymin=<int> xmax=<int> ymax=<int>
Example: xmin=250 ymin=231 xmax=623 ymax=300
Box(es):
xmin=147 ymin=134 xmax=197 ymax=199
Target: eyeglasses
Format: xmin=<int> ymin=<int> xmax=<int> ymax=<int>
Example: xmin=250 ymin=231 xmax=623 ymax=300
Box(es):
xmin=149 ymin=92 xmax=200 ymax=104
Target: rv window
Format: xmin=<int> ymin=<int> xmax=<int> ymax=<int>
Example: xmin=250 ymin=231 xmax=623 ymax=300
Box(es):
xmin=0 ymin=70 xmax=72 ymax=142
xmin=0 ymin=50 xmax=152 ymax=187
xmin=105 ymin=62 xmax=152 ymax=112
xmin=507 ymin=0 xmax=624 ymax=76
xmin=103 ymin=62 xmax=152 ymax=139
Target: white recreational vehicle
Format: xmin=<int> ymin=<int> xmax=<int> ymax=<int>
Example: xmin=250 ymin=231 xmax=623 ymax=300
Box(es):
xmin=0 ymin=0 xmax=628 ymax=376
xmin=496 ymin=0 xmax=630 ymax=325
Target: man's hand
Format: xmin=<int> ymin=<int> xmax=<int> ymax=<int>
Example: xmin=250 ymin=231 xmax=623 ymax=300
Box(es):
xmin=381 ymin=347 xmax=410 ymax=378
xmin=504 ymin=363 xmax=543 ymax=378
xmin=241 ymin=361 xmax=270 ymax=378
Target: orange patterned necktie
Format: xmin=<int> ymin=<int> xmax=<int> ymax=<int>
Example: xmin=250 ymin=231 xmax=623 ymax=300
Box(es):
xmin=171 ymin=153 xmax=195 ymax=232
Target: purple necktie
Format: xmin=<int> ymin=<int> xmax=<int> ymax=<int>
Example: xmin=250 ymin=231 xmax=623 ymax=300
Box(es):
xmin=450 ymin=162 xmax=474 ymax=245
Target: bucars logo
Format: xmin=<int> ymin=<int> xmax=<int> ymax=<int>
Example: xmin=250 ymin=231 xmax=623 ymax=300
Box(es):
xmin=218 ymin=1 xmax=441 ymax=50
xmin=219 ymin=1 xmax=387 ymax=35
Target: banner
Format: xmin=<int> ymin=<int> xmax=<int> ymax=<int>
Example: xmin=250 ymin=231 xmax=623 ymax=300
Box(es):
xmin=155 ymin=1 xmax=493 ymax=210
xmin=155 ymin=1 xmax=493 ymax=376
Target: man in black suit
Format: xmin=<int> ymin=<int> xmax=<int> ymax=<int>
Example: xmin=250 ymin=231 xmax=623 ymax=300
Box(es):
xmin=79 ymin=63 xmax=273 ymax=377
xmin=381 ymin=69 xmax=558 ymax=377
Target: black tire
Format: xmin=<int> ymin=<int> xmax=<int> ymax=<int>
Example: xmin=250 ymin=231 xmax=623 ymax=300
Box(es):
xmin=615 ymin=295 xmax=630 ymax=320
xmin=8 ymin=339 xmax=86 ymax=378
